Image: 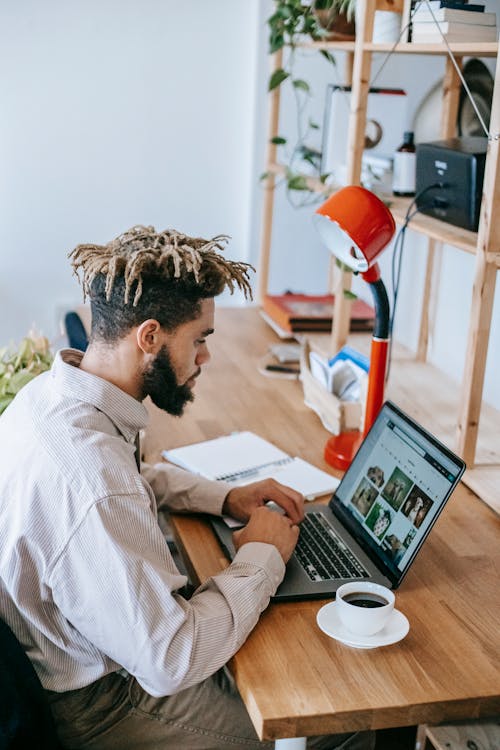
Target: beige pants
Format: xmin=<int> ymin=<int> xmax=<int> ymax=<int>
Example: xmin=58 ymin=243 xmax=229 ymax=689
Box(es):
xmin=47 ymin=670 xmax=375 ymax=750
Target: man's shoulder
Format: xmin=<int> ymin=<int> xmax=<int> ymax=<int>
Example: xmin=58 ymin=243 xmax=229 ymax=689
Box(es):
xmin=11 ymin=381 xmax=138 ymax=495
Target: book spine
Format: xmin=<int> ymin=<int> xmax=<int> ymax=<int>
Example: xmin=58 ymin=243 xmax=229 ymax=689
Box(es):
xmin=412 ymin=10 xmax=494 ymax=24
xmin=261 ymin=296 xmax=293 ymax=333
xmin=412 ymin=23 xmax=496 ymax=36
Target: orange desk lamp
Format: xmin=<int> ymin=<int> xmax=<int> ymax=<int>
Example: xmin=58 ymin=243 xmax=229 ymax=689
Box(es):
xmin=313 ymin=185 xmax=396 ymax=470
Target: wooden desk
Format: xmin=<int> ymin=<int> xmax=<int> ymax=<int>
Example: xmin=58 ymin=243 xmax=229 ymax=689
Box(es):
xmin=143 ymin=307 xmax=500 ymax=743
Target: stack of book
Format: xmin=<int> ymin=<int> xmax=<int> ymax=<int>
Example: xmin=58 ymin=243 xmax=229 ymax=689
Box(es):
xmin=261 ymin=293 xmax=375 ymax=337
xmin=411 ymin=0 xmax=498 ymax=43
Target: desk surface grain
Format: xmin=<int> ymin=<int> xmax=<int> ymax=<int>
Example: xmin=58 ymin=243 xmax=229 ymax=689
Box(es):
xmin=144 ymin=307 xmax=500 ymax=741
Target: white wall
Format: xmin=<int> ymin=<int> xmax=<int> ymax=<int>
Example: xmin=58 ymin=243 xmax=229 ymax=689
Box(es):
xmin=0 ymin=0 xmax=499 ymax=411
xmin=253 ymin=0 xmax=500 ymax=411
xmin=0 ymin=0 xmax=260 ymax=344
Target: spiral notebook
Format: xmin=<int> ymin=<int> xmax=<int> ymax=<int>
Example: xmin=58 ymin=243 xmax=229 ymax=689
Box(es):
xmin=162 ymin=431 xmax=339 ymax=500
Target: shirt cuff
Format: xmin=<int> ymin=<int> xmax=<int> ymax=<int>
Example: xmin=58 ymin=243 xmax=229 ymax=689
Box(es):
xmin=232 ymin=542 xmax=285 ymax=591
xmin=147 ymin=461 xmax=232 ymax=516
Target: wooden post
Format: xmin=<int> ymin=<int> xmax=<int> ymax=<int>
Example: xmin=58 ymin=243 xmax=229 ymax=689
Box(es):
xmin=456 ymin=52 xmax=500 ymax=466
xmin=346 ymin=0 xmax=376 ymax=187
xmin=440 ymin=55 xmax=462 ymax=139
xmin=343 ymin=51 xmax=354 ymax=87
xmin=417 ymin=59 xmax=462 ymax=362
xmin=329 ymin=0 xmax=376 ymax=357
xmin=257 ymin=48 xmax=283 ymax=304
xmin=417 ymin=239 xmax=440 ymax=362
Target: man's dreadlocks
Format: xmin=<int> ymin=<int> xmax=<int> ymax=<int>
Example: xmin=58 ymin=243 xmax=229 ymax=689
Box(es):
xmin=68 ymin=225 xmax=254 ymax=343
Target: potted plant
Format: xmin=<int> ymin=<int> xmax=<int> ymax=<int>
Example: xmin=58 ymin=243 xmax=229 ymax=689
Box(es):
xmin=265 ymin=0 xmax=358 ymax=200
xmin=313 ymin=0 xmax=356 ymax=41
xmin=0 ymin=334 xmax=53 ymax=414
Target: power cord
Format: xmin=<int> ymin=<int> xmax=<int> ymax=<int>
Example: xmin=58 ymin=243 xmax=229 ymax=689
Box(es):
xmin=386 ymin=182 xmax=447 ymax=380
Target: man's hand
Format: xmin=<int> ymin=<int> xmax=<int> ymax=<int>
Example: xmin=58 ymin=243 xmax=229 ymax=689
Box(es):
xmin=233 ymin=506 xmax=299 ymax=564
xmin=222 ymin=478 xmax=305 ymax=525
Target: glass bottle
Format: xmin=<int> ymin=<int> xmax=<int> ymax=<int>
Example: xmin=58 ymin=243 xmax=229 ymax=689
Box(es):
xmin=392 ymin=131 xmax=416 ymax=197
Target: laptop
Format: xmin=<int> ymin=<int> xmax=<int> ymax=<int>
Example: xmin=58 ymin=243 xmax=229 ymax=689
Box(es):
xmin=210 ymin=401 xmax=465 ymax=601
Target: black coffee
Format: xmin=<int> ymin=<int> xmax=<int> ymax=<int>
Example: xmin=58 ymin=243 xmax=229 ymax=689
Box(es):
xmin=342 ymin=593 xmax=388 ymax=608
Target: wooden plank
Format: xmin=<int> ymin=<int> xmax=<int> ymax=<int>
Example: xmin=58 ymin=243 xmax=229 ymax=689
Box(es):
xmin=256 ymin=48 xmax=283 ymax=304
xmin=330 ymin=268 xmax=353 ymax=357
xmin=415 ymin=724 xmax=432 ymax=750
xmin=303 ymin=41 xmax=498 ymax=57
xmin=389 ymin=197 xmax=478 ymax=253
xmin=326 ymin=0 xmax=378 ymax=357
xmin=440 ymin=56 xmax=462 ymax=139
xmin=416 ymin=238 xmax=439 ymax=362
xmin=457 ymin=52 xmax=500 ymax=467
xmin=346 ymin=0 xmax=376 ymax=186
xmin=343 ymin=50 xmax=354 ymax=87
xmin=456 ymin=260 xmax=497 ymax=466
xmin=365 ymin=42 xmax=498 ymax=55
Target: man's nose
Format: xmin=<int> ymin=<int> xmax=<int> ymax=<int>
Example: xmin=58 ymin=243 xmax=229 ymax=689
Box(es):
xmin=196 ymin=343 xmax=211 ymax=366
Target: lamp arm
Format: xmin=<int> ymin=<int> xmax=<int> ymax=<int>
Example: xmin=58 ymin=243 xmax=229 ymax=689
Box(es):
xmin=362 ymin=273 xmax=391 ymax=435
xmin=366 ymin=278 xmax=390 ymax=339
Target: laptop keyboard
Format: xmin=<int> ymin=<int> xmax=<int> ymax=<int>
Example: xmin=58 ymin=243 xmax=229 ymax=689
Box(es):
xmin=295 ymin=512 xmax=368 ymax=582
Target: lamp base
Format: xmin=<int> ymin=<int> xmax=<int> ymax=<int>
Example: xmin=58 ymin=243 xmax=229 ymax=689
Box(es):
xmin=324 ymin=431 xmax=363 ymax=471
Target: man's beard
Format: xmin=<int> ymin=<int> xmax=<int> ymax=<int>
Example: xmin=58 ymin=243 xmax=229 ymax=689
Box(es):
xmin=141 ymin=345 xmax=196 ymax=416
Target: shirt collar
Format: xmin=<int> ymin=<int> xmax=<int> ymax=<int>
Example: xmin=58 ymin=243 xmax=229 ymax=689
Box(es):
xmin=51 ymin=349 xmax=149 ymax=443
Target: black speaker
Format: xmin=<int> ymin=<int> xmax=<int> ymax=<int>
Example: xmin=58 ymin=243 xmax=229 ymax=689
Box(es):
xmin=415 ymin=137 xmax=487 ymax=231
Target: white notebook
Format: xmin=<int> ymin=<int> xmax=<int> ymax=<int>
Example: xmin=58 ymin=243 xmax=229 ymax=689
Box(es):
xmin=162 ymin=431 xmax=339 ymax=501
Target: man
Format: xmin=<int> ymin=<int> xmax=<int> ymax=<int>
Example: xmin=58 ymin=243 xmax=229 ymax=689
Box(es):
xmin=0 ymin=225 xmax=373 ymax=750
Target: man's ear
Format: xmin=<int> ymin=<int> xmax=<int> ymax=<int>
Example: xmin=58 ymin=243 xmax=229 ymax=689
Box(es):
xmin=136 ymin=319 xmax=163 ymax=355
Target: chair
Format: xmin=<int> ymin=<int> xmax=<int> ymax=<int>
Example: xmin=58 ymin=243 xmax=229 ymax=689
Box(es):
xmin=0 ymin=617 xmax=63 ymax=749
xmin=63 ymin=311 xmax=89 ymax=352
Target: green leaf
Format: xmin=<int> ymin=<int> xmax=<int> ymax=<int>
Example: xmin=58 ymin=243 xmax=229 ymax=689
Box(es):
xmin=8 ymin=370 xmax=35 ymax=394
xmin=319 ymin=173 xmax=330 ymax=183
xmin=269 ymin=68 xmax=289 ymax=91
xmin=287 ymin=175 xmax=309 ymax=191
xmin=260 ymin=172 xmax=270 ymax=181
xmin=271 ymin=136 xmax=287 ymax=145
xmin=302 ymin=154 xmax=317 ymax=168
xmin=269 ymin=34 xmax=285 ymax=53
xmin=336 ymin=258 xmax=354 ymax=273
xmin=319 ymin=49 xmax=336 ymax=66
xmin=343 ymin=289 xmax=358 ymax=300
xmin=292 ymin=79 xmax=310 ymax=93
xmin=309 ymin=119 xmax=320 ymax=129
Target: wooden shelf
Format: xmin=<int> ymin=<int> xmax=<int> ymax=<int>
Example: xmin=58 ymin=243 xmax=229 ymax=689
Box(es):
xmin=266 ymin=164 xmax=499 ymax=261
xmin=303 ymin=40 xmax=498 ymax=57
xmin=265 ymin=161 xmax=329 ymax=194
xmin=388 ymin=197 xmax=479 ymax=254
xmin=258 ymin=0 xmax=500 ymax=490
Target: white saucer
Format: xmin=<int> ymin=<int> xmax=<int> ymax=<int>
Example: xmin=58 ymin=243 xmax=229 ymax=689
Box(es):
xmin=316 ymin=601 xmax=409 ymax=649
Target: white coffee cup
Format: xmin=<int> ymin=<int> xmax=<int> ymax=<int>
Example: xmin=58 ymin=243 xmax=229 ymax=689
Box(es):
xmin=336 ymin=582 xmax=395 ymax=636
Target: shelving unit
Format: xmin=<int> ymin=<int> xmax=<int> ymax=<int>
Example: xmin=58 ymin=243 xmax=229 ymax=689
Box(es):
xmin=257 ymin=0 xmax=500 ymax=511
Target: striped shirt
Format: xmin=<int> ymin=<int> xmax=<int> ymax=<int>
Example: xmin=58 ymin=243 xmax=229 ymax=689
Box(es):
xmin=0 ymin=349 xmax=284 ymax=696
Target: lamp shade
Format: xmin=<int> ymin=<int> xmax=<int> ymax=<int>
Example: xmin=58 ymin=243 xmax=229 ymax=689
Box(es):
xmin=313 ymin=186 xmax=395 ymax=272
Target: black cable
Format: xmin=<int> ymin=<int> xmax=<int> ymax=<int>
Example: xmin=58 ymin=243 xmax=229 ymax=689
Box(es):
xmin=386 ymin=182 xmax=446 ymax=381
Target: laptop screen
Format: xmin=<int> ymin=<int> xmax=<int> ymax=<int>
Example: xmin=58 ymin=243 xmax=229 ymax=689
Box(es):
xmin=332 ymin=401 xmax=465 ymax=585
